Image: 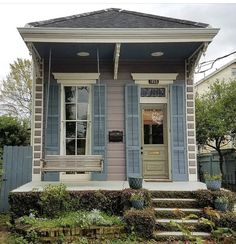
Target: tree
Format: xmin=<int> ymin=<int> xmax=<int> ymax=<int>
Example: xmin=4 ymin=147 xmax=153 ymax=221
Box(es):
xmin=0 ymin=58 xmax=32 ymax=121
xmin=196 ymin=79 xmax=236 ymax=177
xmin=0 ymin=115 xmax=30 ymax=149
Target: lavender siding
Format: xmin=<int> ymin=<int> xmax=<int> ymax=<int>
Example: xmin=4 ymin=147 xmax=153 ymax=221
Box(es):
xmin=104 ymin=81 xmax=127 ymax=181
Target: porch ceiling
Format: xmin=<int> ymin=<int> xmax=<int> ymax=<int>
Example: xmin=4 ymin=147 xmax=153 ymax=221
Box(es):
xmin=34 ymin=42 xmax=202 ymax=62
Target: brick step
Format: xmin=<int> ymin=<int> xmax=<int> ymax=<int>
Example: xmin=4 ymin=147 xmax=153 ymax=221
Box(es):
xmin=152 ymin=198 xmax=199 ymax=208
xmin=154 ymin=208 xmax=202 ymax=212
xmin=154 ymin=231 xmax=211 ymax=242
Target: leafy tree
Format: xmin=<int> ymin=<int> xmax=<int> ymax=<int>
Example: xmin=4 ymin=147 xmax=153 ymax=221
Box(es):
xmin=0 ymin=115 xmax=30 ymax=149
xmin=196 ymin=80 xmax=236 ymax=177
xmin=0 ymin=58 xmax=32 ymax=121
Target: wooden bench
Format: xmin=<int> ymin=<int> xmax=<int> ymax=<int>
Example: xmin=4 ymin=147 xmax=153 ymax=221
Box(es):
xmin=41 ymin=155 xmax=103 ymax=172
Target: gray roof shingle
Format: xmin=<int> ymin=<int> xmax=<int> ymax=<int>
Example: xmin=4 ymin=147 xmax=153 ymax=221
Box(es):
xmin=28 ymin=8 xmax=209 ymax=28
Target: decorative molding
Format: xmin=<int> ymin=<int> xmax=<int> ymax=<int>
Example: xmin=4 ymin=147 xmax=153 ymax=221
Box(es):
xmin=18 ymin=27 xmax=219 ymax=43
xmin=132 ymin=73 xmax=178 ymax=85
xmin=53 ymin=73 xmax=100 ymax=84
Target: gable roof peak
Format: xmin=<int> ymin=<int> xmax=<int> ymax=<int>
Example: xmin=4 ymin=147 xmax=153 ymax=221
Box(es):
xmin=27 ymin=8 xmax=209 ymax=29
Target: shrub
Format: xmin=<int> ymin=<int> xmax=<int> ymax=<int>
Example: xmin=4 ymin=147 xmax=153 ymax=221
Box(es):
xmin=211 ymin=212 xmax=236 ymax=231
xmin=9 ymin=187 xmax=152 ymax=219
xmin=39 ymin=183 xmax=70 ymax=218
xmin=195 ymin=189 xmax=236 ymax=211
xmin=124 ymin=208 xmax=156 ymax=239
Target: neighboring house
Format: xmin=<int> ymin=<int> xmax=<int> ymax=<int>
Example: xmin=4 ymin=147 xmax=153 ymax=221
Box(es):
xmin=18 ymin=8 xmax=218 ymax=183
xmin=195 ymin=58 xmax=236 ymax=96
xmin=195 ymin=59 xmax=236 ymax=153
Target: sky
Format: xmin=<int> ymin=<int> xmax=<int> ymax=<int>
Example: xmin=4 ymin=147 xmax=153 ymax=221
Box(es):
xmin=0 ymin=1 xmax=236 ymax=82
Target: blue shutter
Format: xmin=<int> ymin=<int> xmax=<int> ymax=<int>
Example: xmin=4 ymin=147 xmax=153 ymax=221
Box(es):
xmin=170 ymin=84 xmax=188 ymax=181
xmin=44 ymin=84 xmax=60 ymax=181
xmin=91 ymin=84 xmax=107 ymax=180
xmin=125 ymin=84 xmax=141 ymax=178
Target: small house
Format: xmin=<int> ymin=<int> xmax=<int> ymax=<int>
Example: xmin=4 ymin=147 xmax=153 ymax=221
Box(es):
xmin=18 ymin=8 xmax=219 ymax=183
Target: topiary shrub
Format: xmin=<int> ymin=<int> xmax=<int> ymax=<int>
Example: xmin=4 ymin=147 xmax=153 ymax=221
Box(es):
xmin=124 ymin=208 xmax=156 ymax=239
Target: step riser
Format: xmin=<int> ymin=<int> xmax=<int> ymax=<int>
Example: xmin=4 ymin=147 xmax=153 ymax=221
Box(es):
xmin=155 ymin=211 xmax=204 ymax=219
xmin=154 ymin=235 xmax=211 ymax=242
xmin=152 ymin=201 xmax=199 ymax=208
xmin=155 ymin=223 xmax=211 ymax=232
xmin=151 ymin=191 xmax=195 ymax=199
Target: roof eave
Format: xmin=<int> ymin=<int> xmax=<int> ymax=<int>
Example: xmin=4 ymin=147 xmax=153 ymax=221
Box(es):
xmin=17 ymin=27 xmax=219 ymax=44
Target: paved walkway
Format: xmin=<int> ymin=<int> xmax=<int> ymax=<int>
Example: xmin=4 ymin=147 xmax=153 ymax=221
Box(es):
xmin=12 ymin=181 xmax=207 ymax=192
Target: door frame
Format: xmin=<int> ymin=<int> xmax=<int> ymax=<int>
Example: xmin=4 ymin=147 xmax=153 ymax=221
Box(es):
xmin=139 ymin=85 xmax=172 ymax=180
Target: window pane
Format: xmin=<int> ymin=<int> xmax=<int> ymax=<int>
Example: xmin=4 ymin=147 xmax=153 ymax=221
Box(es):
xmin=77 ymin=103 xmax=88 ymax=120
xmin=141 ymin=88 xmax=165 ymax=97
xmin=66 ymin=122 xmax=76 ymax=138
xmin=77 ymin=122 xmax=87 ymax=138
xmin=65 ymin=87 xmax=76 ymax=103
xmin=77 ymin=87 xmax=89 ymax=103
xmin=143 ymin=109 xmax=164 ymax=144
xmin=66 ymin=139 xmax=75 ymax=155
xmin=66 ymin=104 xmax=76 ymax=120
xmin=77 ymin=139 xmax=86 ymax=155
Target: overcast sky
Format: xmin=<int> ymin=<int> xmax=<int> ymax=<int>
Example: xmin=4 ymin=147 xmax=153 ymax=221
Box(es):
xmin=0 ymin=1 xmax=236 ymax=82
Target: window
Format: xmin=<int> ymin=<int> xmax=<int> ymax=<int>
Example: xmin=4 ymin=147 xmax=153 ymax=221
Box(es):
xmin=141 ymin=88 xmax=166 ymax=97
xmin=232 ymin=68 xmax=236 ymax=77
xmin=63 ymin=86 xmax=91 ymax=155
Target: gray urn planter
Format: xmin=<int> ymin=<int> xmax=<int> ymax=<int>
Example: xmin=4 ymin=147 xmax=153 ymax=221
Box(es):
xmin=205 ymin=180 xmax=221 ymax=191
xmin=131 ymin=200 xmax=144 ymax=209
xmin=128 ymin=177 xmax=143 ymax=189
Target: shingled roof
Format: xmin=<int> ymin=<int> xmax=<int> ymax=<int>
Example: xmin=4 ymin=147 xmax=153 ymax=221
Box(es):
xmin=27 ymin=8 xmax=208 ymax=28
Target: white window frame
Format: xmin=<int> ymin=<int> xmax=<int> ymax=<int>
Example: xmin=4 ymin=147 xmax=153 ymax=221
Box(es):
xmin=53 ymin=73 xmax=99 ymax=156
xmin=61 ymin=84 xmax=92 ymax=156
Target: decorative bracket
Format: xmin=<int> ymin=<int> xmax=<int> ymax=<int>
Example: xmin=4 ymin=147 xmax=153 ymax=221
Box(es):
xmin=27 ymin=43 xmax=42 ymax=78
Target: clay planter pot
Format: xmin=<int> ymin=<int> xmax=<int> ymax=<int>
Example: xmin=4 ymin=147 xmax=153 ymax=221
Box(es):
xmin=205 ymin=180 xmax=221 ymax=191
xmin=131 ymin=200 xmax=144 ymax=209
xmin=128 ymin=177 xmax=143 ymax=189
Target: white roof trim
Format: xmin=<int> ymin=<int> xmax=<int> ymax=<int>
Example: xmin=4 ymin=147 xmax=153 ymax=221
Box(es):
xmin=195 ymin=58 xmax=236 ymax=87
xmin=18 ymin=27 xmax=219 ymax=43
xmin=53 ymin=73 xmax=100 ymax=80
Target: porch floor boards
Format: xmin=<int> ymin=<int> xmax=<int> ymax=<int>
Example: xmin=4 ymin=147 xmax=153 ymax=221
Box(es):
xmin=12 ymin=181 xmax=206 ymax=192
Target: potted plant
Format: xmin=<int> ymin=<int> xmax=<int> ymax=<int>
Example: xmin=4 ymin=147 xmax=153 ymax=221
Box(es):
xmin=214 ymin=196 xmax=229 ymax=212
xmin=130 ymin=191 xmax=144 ymax=209
xmin=204 ymin=173 xmax=222 ymax=191
xmin=128 ymin=176 xmax=143 ymax=189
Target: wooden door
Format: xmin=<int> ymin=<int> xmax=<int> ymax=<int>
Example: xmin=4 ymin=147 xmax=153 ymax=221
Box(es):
xmin=142 ymin=104 xmax=169 ymax=179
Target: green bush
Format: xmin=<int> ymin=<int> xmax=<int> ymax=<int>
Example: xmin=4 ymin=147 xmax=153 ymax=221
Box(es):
xmin=39 ymin=183 xmax=70 ymax=218
xmin=124 ymin=208 xmax=156 ymax=239
xmin=211 ymin=212 xmax=236 ymax=231
xmin=9 ymin=186 xmax=151 ymax=219
xmin=195 ymin=189 xmax=236 ymax=211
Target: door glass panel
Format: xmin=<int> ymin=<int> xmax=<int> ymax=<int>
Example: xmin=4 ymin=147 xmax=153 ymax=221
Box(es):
xmin=143 ymin=109 xmax=164 ymax=144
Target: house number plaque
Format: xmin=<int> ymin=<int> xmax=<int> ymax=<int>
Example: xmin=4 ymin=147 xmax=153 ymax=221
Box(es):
xmin=148 ymin=79 xmax=159 ymax=84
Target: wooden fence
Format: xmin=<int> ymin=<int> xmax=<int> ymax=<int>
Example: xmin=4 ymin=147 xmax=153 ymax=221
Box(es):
xmin=0 ymin=146 xmax=32 ymax=212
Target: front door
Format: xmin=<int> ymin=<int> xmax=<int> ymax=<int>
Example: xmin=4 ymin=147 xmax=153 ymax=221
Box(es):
xmin=141 ymin=104 xmax=169 ymax=179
